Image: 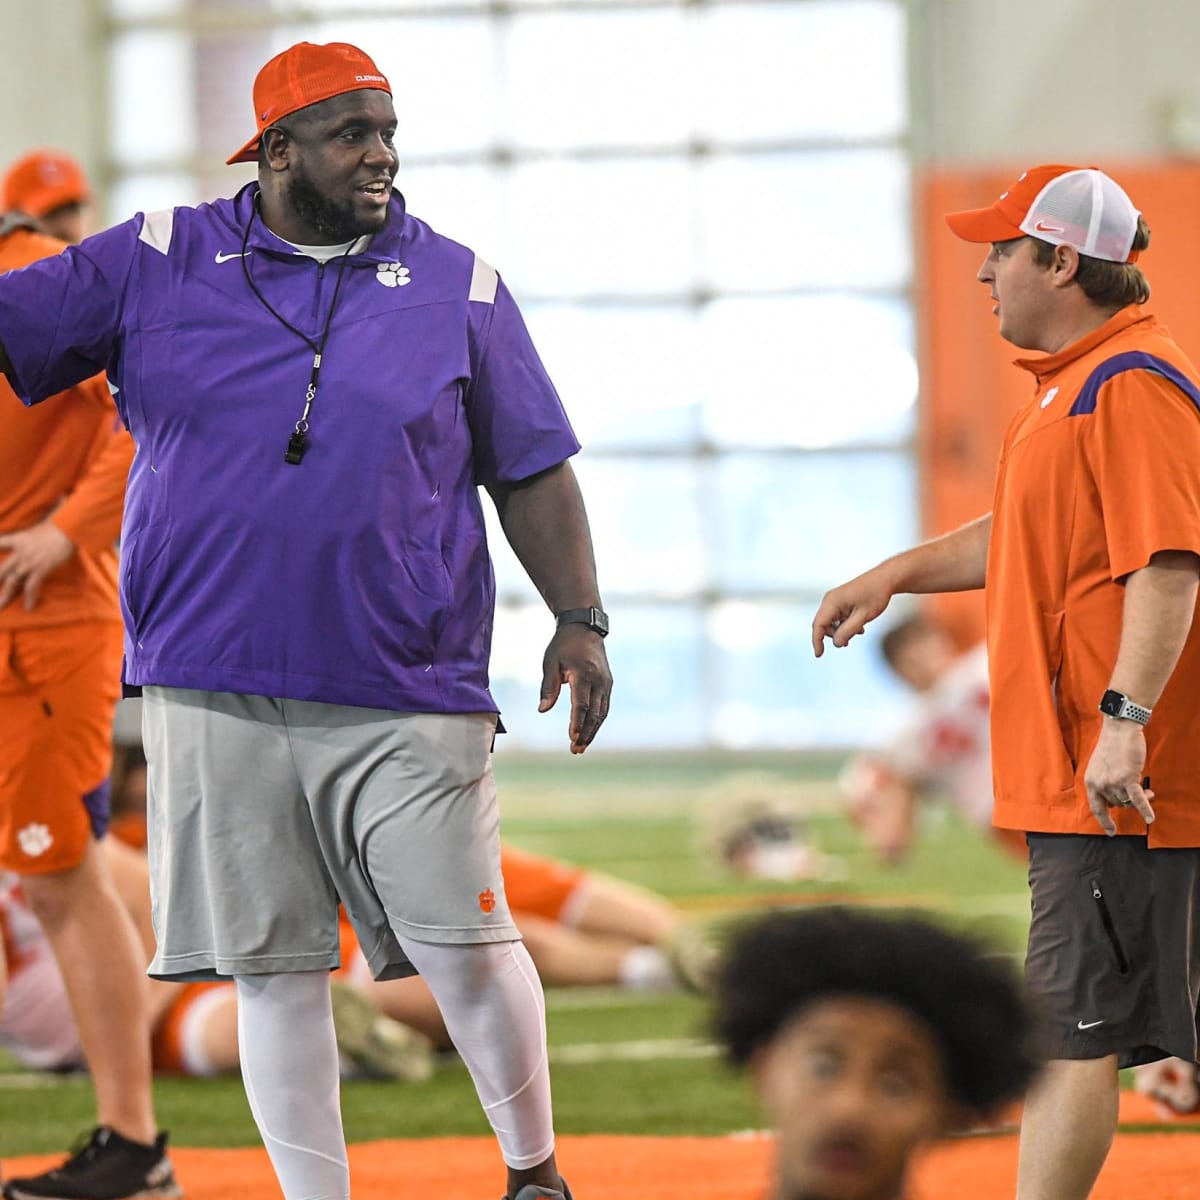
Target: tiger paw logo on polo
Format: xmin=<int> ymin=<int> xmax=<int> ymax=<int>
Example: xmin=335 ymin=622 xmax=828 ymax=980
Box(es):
xmin=376 ymin=261 xmax=411 ymax=288
xmin=478 ymin=888 xmax=496 ymax=914
xmin=17 ymin=823 xmax=53 ymax=857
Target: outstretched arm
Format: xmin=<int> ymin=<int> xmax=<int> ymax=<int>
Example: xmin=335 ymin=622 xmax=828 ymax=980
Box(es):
xmin=487 ymin=460 xmax=612 ymax=754
xmin=812 ymin=514 xmax=991 ymax=656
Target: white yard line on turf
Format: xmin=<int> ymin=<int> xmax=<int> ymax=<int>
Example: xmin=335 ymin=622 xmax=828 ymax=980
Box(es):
xmin=0 ymin=1071 xmax=84 ymax=1089
xmin=0 ymin=1037 xmax=720 ymax=1084
xmin=544 ymin=986 xmax=685 ymax=1010
xmin=549 ymin=1037 xmax=720 ymax=1065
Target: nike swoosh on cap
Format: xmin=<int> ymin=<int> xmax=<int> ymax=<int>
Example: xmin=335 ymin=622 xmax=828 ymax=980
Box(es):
xmin=1077 ymin=1019 xmax=1104 ymax=1030
xmin=215 ymin=251 xmax=251 ymax=263
xmin=1034 ymin=221 xmax=1065 ymax=233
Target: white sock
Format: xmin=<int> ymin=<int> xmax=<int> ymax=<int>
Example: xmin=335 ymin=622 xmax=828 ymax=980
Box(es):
xmin=618 ymin=945 xmax=677 ymax=991
xmin=178 ymin=984 xmax=234 ymax=1077
xmin=235 ymin=972 xmax=350 ymax=1200
xmin=397 ymin=937 xmax=554 ymax=1169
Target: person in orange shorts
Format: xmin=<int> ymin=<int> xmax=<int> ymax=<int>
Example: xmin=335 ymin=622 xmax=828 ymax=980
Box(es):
xmin=0 ymin=153 xmax=178 ymax=1199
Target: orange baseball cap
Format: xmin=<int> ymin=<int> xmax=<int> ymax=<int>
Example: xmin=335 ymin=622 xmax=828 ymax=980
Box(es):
xmin=226 ymin=42 xmax=392 ymax=165
xmin=1 ymin=149 xmax=90 ymax=218
xmin=945 ymin=164 xmax=1142 ymax=264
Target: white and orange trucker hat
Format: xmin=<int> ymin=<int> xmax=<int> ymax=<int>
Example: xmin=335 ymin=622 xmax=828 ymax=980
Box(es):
xmin=945 ymin=164 xmax=1142 ymax=264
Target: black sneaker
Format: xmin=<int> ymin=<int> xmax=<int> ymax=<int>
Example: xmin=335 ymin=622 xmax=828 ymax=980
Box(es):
xmin=2 ymin=1127 xmax=181 ymax=1200
xmin=505 ymin=1180 xmax=573 ymax=1200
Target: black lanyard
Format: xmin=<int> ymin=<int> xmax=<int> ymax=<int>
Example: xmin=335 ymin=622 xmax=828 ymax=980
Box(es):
xmin=239 ymin=195 xmax=356 ymax=465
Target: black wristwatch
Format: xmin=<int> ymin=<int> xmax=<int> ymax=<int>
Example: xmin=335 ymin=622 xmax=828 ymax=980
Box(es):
xmin=556 ymin=607 xmax=609 ymax=638
xmin=1098 ymin=689 xmax=1152 ymax=726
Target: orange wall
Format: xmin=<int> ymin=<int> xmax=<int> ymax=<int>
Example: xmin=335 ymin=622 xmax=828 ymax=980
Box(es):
xmin=915 ymin=161 xmax=1200 ymax=646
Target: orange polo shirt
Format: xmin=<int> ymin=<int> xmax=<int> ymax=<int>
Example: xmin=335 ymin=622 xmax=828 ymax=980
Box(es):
xmin=988 ymin=306 xmax=1200 ymax=847
xmin=0 ymin=223 xmax=132 ymax=632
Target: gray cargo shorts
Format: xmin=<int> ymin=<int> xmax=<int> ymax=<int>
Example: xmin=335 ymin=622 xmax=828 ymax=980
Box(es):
xmin=141 ymin=687 xmax=520 ymax=982
xmin=1025 ymin=832 xmax=1200 ymax=1068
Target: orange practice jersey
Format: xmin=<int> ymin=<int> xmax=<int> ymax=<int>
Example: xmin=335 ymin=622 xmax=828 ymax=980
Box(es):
xmin=498 ymin=843 xmax=586 ymax=921
xmin=987 ymin=306 xmax=1200 ymax=846
xmin=0 ymin=223 xmax=132 ymax=631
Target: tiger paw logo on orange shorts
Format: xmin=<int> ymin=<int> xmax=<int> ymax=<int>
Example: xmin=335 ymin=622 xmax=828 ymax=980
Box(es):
xmin=478 ymin=888 xmax=496 ymax=914
xmin=17 ymin=823 xmax=53 ymax=858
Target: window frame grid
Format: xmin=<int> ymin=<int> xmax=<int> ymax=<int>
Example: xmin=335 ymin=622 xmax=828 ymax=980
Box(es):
xmin=104 ymin=0 xmax=913 ymax=749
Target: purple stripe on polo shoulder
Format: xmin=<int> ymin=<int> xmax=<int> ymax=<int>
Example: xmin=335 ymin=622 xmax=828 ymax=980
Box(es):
xmin=1068 ymin=351 xmax=1200 ymax=416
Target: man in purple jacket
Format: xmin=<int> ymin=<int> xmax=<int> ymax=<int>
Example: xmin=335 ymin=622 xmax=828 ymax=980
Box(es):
xmin=0 ymin=41 xmax=610 ymax=1200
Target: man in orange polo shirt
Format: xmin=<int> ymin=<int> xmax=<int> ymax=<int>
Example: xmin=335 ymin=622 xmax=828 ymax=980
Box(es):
xmin=812 ymin=164 xmax=1200 ymax=1200
xmin=0 ymin=183 xmax=177 ymax=1196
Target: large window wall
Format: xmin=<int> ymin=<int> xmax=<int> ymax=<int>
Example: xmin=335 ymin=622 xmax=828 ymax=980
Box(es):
xmin=107 ymin=0 xmax=917 ymax=749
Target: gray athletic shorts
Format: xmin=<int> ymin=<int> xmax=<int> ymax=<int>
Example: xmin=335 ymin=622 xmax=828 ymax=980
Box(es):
xmin=1025 ymin=833 xmax=1200 ymax=1068
xmin=141 ymin=688 xmax=519 ymax=982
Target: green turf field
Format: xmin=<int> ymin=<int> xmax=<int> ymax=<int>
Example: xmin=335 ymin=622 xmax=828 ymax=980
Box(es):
xmin=1 ymin=753 xmax=1033 ymax=1153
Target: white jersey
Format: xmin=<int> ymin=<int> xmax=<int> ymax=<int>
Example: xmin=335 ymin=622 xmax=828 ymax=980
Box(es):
xmin=877 ymin=644 xmax=994 ymax=829
xmin=0 ymin=870 xmax=84 ymax=1070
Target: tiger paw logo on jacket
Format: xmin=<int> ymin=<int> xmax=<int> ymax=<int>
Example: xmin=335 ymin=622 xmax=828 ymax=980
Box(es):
xmin=376 ymin=261 xmax=411 ymax=288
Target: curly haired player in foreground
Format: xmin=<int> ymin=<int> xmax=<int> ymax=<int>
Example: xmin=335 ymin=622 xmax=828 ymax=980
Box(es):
xmin=713 ymin=907 xmax=1038 ymax=1200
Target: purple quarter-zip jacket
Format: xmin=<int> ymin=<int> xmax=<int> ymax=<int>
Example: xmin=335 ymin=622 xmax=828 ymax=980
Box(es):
xmin=0 ymin=184 xmax=580 ymax=713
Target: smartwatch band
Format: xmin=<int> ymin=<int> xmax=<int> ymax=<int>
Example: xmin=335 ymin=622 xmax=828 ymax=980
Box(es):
xmin=556 ymin=607 xmax=609 ymax=637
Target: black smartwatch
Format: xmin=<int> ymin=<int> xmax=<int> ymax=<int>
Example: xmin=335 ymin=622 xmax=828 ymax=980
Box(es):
xmin=556 ymin=607 xmax=609 ymax=638
xmin=1098 ymin=689 xmax=1152 ymax=726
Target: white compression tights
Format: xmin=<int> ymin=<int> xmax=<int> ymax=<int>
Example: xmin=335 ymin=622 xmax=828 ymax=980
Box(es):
xmin=233 ymin=940 xmax=552 ymax=1198
xmin=235 ymin=972 xmax=350 ymax=1200
xmin=397 ymin=936 xmax=555 ymax=1169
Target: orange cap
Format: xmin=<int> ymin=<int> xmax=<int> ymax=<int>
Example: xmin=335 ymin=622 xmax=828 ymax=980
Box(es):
xmin=1 ymin=149 xmax=90 ymax=218
xmin=226 ymin=42 xmax=392 ymax=165
xmin=945 ymin=163 xmax=1142 ymax=264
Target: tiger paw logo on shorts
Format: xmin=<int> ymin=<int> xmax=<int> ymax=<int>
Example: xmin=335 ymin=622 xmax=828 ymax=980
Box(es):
xmin=376 ymin=261 xmax=411 ymax=288
xmin=17 ymin=823 xmax=53 ymax=857
xmin=478 ymin=888 xmax=496 ymax=914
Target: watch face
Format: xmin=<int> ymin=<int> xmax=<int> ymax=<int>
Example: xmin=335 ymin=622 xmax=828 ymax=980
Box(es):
xmin=1099 ymin=690 xmax=1125 ymax=716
